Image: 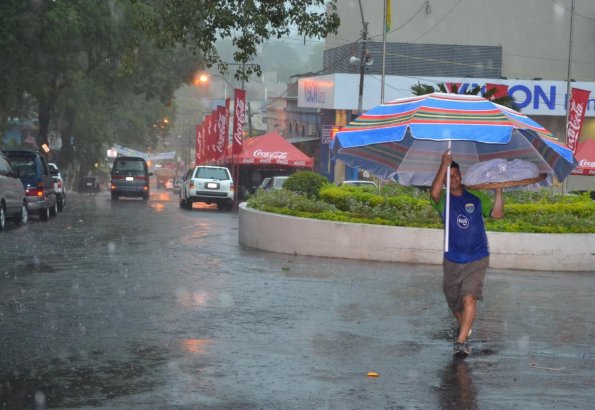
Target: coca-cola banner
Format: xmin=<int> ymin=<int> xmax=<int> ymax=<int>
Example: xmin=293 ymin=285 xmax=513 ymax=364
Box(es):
xmin=232 ymin=89 xmax=246 ymax=155
xmin=567 ymin=88 xmax=591 ymax=153
xmin=215 ymin=105 xmax=227 ymax=160
xmin=195 ymin=124 xmax=203 ymax=166
xmin=204 ymin=114 xmax=213 ymax=162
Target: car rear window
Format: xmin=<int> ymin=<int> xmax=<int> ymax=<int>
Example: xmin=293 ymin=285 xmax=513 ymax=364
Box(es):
xmin=5 ymin=155 xmax=36 ymax=176
xmin=113 ymin=159 xmax=146 ymax=172
xmin=195 ymin=167 xmax=229 ymax=180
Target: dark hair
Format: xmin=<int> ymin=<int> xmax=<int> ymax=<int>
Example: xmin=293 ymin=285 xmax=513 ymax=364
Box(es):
xmin=450 ymin=160 xmax=460 ymax=169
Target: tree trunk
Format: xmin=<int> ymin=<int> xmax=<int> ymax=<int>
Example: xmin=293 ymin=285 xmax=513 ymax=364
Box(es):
xmin=58 ymin=109 xmax=76 ymax=170
xmin=37 ymin=97 xmax=52 ymax=148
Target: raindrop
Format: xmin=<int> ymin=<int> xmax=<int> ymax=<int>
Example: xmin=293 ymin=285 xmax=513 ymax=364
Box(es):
xmin=107 ymin=242 xmax=116 ymax=255
xmin=220 ymin=293 xmax=234 ymax=307
xmin=34 ymin=390 xmax=46 ymax=408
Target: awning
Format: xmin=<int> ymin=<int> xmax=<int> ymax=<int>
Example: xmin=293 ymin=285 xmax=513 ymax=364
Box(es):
xmin=217 ymin=131 xmax=313 ymax=168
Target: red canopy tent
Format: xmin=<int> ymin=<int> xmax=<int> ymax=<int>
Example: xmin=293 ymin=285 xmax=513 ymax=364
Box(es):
xmin=211 ymin=131 xmax=314 ymax=200
xmin=570 ymin=139 xmax=595 ymax=176
xmin=223 ymin=131 xmax=313 ymax=168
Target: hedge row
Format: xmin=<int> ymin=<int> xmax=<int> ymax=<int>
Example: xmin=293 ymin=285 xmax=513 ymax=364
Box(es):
xmin=247 ymin=173 xmax=595 ymax=234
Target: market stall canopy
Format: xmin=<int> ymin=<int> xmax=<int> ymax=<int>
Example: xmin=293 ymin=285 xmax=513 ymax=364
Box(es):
xmin=227 ymin=131 xmax=313 ymax=168
xmin=570 ymin=139 xmax=595 ymax=176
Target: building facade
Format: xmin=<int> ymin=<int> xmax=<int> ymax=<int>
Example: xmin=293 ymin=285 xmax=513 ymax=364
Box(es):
xmin=299 ymin=0 xmax=595 ymax=189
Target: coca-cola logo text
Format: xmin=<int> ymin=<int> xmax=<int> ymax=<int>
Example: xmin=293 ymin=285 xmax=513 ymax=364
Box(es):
xmin=567 ymin=100 xmax=585 ymax=150
xmin=579 ymin=159 xmax=595 ymax=168
xmin=253 ymin=149 xmax=288 ymax=160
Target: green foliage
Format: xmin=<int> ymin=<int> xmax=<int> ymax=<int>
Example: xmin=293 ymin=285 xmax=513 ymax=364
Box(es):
xmin=283 ymin=171 xmax=330 ymax=199
xmin=248 ymin=181 xmax=595 ymax=234
xmin=249 ymin=189 xmax=337 ymax=214
xmin=1 ymin=0 xmax=202 ymax=172
xmin=134 ymin=0 xmax=340 ymax=81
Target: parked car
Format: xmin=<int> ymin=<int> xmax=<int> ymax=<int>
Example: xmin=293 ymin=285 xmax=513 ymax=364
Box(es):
xmin=179 ymin=165 xmax=234 ymax=210
xmin=0 ymin=151 xmax=28 ymax=231
xmin=172 ymin=178 xmax=181 ymax=194
xmin=3 ymin=149 xmax=58 ymax=221
xmin=110 ymin=156 xmax=152 ymax=200
xmin=339 ymin=180 xmax=378 ymax=189
xmin=78 ymin=176 xmax=102 ymax=193
xmin=48 ymin=162 xmax=65 ymax=211
xmin=259 ymin=176 xmax=289 ymax=191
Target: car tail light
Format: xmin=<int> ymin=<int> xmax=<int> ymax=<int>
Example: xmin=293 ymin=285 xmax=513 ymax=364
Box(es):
xmin=230 ymin=182 xmax=235 ymax=192
xmin=135 ymin=176 xmax=148 ymax=181
xmin=189 ymin=181 xmax=195 ymax=189
xmin=112 ymin=175 xmax=125 ymax=180
xmin=26 ymin=187 xmax=45 ymax=198
xmin=57 ymin=181 xmax=62 ymax=189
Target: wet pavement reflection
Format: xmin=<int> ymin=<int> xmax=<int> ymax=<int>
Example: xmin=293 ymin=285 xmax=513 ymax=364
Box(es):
xmin=0 ymin=190 xmax=593 ymax=409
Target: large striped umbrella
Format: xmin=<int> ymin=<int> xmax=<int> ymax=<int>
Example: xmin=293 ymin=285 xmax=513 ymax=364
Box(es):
xmin=332 ymin=93 xmax=577 ymax=187
xmin=332 ymin=92 xmax=578 ymax=251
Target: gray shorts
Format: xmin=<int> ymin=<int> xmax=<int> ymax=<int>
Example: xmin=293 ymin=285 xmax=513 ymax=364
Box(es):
xmin=443 ymin=256 xmax=489 ymax=313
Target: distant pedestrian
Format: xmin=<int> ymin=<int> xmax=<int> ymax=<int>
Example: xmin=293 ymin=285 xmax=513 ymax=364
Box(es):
xmin=430 ymin=150 xmax=504 ymax=358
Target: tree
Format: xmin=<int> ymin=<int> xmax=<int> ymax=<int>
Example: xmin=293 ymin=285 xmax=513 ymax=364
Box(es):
xmin=133 ymin=0 xmax=340 ymax=80
xmin=1 ymin=0 xmax=202 ymax=173
xmin=411 ymin=82 xmax=519 ymax=111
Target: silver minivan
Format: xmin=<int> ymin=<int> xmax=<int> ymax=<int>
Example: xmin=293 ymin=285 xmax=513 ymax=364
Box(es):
xmin=0 ymin=151 xmax=28 ymax=230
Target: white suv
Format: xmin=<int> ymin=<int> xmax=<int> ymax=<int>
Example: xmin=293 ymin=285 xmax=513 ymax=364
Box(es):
xmin=179 ymin=166 xmax=234 ymax=210
xmin=49 ymin=163 xmax=66 ymax=211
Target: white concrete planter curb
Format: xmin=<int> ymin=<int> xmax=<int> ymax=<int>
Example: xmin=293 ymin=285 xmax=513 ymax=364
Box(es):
xmin=239 ymin=203 xmax=595 ymax=272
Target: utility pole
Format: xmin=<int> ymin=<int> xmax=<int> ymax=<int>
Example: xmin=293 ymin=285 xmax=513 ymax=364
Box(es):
xmin=357 ymin=1 xmax=368 ymax=115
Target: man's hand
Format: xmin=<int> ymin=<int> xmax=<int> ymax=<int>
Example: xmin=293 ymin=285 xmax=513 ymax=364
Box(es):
xmin=431 ymin=150 xmax=452 ymax=203
xmin=440 ymin=150 xmax=453 ymax=170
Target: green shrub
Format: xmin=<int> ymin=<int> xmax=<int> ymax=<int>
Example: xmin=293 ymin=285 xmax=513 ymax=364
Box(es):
xmin=247 ymin=181 xmax=595 ymax=234
xmin=283 ymin=171 xmax=330 ymax=199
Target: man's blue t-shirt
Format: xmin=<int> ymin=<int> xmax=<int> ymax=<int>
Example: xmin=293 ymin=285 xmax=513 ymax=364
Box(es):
xmin=431 ymin=189 xmax=492 ymax=264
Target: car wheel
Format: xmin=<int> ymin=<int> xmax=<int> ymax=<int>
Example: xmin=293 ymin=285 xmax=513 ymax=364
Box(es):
xmin=40 ymin=204 xmax=50 ymax=221
xmin=0 ymin=204 xmax=5 ymax=231
xmin=57 ymin=195 xmax=64 ymax=212
xmin=17 ymin=203 xmax=28 ymax=225
xmin=111 ymin=192 xmax=119 ymax=201
xmin=142 ymin=192 xmax=149 ymax=201
xmin=49 ymin=199 xmax=58 ymax=217
xmin=179 ymin=195 xmax=186 ymax=208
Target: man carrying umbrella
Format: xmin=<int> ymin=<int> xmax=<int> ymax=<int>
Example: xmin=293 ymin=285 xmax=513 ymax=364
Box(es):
xmin=430 ymin=150 xmax=504 ymax=358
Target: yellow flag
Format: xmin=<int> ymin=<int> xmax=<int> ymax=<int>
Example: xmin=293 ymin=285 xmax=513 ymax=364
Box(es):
xmin=385 ymin=0 xmax=392 ymax=33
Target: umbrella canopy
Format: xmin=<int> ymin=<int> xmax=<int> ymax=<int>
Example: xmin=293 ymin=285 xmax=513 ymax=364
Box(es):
xmin=332 ymin=93 xmax=577 ymax=187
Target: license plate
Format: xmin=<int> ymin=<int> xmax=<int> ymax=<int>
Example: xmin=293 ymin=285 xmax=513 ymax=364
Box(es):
xmin=206 ymin=182 xmax=219 ymax=189
xmin=126 ymin=176 xmax=134 ymax=181
xmin=86 ymin=182 xmax=92 ymax=186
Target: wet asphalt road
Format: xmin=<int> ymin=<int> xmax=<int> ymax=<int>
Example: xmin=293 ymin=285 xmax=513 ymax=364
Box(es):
xmin=0 ymin=189 xmax=594 ymax=409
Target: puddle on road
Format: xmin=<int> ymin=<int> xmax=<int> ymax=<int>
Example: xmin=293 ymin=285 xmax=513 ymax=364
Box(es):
xmin=0 ymin=343 xmax=171 ymax=409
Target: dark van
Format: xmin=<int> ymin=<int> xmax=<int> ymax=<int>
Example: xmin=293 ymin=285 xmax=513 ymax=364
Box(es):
xmin=4 ymin=149 xmax=58 ymax=220
xmin=110 ymin=156 xmax=152 ymax=200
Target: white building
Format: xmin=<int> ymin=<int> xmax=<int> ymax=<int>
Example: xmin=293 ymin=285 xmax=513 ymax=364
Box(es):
xmin=298 ymin=0 xmax=595 ymax=190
